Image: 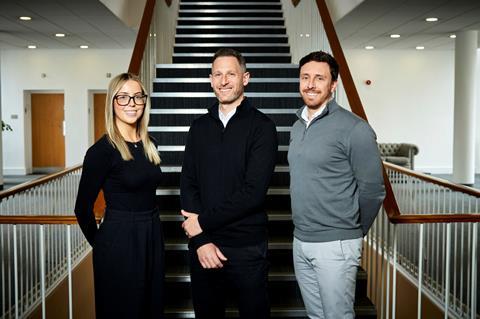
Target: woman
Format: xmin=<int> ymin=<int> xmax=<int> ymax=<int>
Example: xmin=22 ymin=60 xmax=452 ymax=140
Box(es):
xmin=75 ymin=73 xmax=164 ymax=318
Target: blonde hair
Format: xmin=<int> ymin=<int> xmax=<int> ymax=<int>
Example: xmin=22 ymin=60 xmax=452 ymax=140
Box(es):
xmin=105 ymin=73 xmax=161 ymax=165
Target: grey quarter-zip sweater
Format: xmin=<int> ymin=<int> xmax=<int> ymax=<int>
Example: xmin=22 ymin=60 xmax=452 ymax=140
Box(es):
xmin=288 ymin=100 xmax=385 ymax=242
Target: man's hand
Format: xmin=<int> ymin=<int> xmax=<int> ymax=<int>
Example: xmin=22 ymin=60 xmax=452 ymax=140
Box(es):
xmin=196 ymin=243 xmax=228 ymax=269
xmin=181 ymin=209 xmax=203 ymax=237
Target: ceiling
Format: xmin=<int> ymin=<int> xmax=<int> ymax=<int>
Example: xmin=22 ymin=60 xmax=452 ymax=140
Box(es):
xmin=0 ymin=0 xmax=479 ymax=51
xmin=0 ymin=0 xmax=136 ymax=49
xmin=335 ymin=0 xmax=480 ymax=50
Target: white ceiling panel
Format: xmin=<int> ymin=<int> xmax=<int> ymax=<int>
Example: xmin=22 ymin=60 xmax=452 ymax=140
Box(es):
xmin=0 ymin=0 xmax=136 ymax=49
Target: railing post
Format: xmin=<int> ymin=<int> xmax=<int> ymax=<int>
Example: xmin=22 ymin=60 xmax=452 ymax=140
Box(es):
xmin=385 ymin=221 xmax=391 ymax=319
xmin=67 ymin=225 xmax=73 ymax=319
xmin=470 ymin=222 xmax=477 ymax=319
xmin=40 ymin=225 xmax=46 ymax=319
xmin=444 ymin=223 xmax=451 ymax=318
xmin=417 ymin=224 xmax=424 ymax=319
xmin=13 ymin=224 xmax=19 ymax=319
xmin=392 ymin=224 xmax=397 ymax=319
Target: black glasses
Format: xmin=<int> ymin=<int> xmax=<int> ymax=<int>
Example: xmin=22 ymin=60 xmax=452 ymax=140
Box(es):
xmin=114 ymin=94 xmax=147 ymax=106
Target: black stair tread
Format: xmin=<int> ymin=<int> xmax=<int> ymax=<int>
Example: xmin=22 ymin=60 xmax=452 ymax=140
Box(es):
xmin=164 ymin=235 xmax=293 ymax=251
xmin=159 ymin=210 xmax=292 ymax=221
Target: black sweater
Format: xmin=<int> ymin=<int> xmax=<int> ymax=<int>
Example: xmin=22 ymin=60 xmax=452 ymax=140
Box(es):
xmin=180 ymin=98 xmax=278 ymax=249
xmin=74 ymin=135 xmax=162 ymax=245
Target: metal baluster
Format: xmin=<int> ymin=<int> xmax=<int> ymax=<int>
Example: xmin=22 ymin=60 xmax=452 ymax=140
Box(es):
xmin=67 ymin=225 xmax=73 ymax=319
xmin=445 ymin=223 xmax=451 ymax=319
xmin=470 ymin=222 xmax=477 ymax=319
xmin=385 ymin=221 xmax=391 ymax=319
xmin=13 ymin=225 xmax=18 ymax=319
xmin=392 ymin=224 xmax=397 ymax=319
xmin=39 ymin=225 xmax=46 ymax=319
xmin=417 ymin=224 xmax=424 ymax=319
xmin=1 ymin=224 xmax=5 ymax=318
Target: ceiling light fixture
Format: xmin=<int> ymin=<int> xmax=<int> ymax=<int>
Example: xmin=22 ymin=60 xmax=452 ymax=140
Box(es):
xmin=55 ymin=33 xmax=66 ymax=37
xmin=80 ymin=45 xmax=89 ymax=49
xmin=19 ymin=16 xmax=32 ymax=21
xmin=416 ymin=46 xmax=425 ymax=50
xmin=425 ymin=17 xmax=438 ymax=22
xmin=365 ymin=46 xmax=375 ymax=50
xmin=449 ymin=34 xmax=456 ymax=39
xmin=390 ymin=34 xmax=401 ymax=38
xmin=27 ymin=45 xmax=37 ymax=49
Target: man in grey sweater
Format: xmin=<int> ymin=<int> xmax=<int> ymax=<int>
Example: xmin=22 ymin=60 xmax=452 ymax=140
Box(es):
xmin=288 ymin=51 xmax=385 ymax=319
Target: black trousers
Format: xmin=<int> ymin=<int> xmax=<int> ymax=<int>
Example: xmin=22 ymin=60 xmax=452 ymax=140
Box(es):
xmin=92 ymin=208 xmax=165 ymax=319
xmin=189 ymin=240 xmax=270 ymax=319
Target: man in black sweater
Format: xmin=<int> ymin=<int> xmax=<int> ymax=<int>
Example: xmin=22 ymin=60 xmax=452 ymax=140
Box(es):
xmin=180 ymin=48 xmax=278 ymax=319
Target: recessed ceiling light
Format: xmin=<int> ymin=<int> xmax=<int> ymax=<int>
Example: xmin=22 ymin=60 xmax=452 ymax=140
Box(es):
xmin=55 ymin=33 xmax=66 ymax=37
xmin=390 ymin=34 xmax=401 ymax=38
xmin=27 ymin=45 xmax=37 ymax=49
xmin=416 ymin=46 xmax=425 ymax=50
xmin=425 ymin=17 xmax=438 ymax=22
xmin=365 ymin=46 xmax=375 ymax=50
xmin=449 ymin=34 xmax=456 ymax=39
xmin=19 ymin=16 xmax=32 ymax=21
xmin=80 ymin=45 xmax=89 ymax=49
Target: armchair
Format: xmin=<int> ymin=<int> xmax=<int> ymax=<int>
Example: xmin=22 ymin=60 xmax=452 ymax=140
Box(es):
xmin=378 ymin=143 xmax=419 ymax=170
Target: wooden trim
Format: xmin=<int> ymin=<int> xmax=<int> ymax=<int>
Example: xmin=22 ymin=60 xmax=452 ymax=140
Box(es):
xmin=314 ymin=0 xmax=401 ymax=219
xmin=0 ymin=215 xmax=101 ymax=225
xmin=390 ymin=214 xmax=480 ymax=224
xmin=384 ymin=162 xmax=480 ymax=198
xmin=314 ymin=0 xmax=367 ymax=121
xmin=128 ymin=0 xmax=156 ymax=75
xmin=0 ymin=164 xmax=82 ymax=200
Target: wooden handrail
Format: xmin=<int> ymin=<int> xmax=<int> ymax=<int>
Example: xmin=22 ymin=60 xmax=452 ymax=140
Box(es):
xmin=0 ymin=215 xmax=101 ymax=225
xmin=384 ymin=162 xmax=480 ymax=197
xmin=128 ymin=0 xmax=156 ymax=75
xmin=314 ymin=0 xmax=401 ymax=219
xmin=0 ymin=164 xmax=82 ymax=200
xmin=390 ymin=214 xmax=480 ymax=224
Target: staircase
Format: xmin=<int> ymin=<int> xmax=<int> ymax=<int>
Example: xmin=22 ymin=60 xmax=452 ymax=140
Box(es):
xmin=150 ymin=0 xmax=376 ymax=318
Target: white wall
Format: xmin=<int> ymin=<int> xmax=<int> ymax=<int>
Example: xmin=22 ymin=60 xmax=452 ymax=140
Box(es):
xmin=476 ymin=51 xmax=480 ymax=173
xmin=1 ymin=49 xmax=130 ymax=174
xmin=156 ymin=0 xmax=179 ymax=64
xmin=345 ymin=49 xmax=458 ymax=174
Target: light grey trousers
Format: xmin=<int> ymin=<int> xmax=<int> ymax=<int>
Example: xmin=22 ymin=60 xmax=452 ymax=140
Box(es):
xmin=293 ymin=237 xmax=363 ymax=319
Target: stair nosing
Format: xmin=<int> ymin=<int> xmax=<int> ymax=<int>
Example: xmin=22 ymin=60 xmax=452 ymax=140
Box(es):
xmin=150 ymin=108 xmax=298 ymax=114
xmin=175 ymin=43 xmax=289 ymax=47
xmin=153 ymin=78 xmax=298 ymax=83
xmin=173 ymin=53 xmax=291 ymax=57
xmin=176 ymin=25 xmax=286 ymax=28
xmin=150 ymin=126 xmax=292 ymax=133
xmin=178 ymin=17 xmax=284 ymax=20
xmin=176 ymin=34 xmax=288 ymax=38
xmin=156 ymin=188 xmax=290 ymax=196
xmin=156 ymin=63 xmax=297 ymax=68
xmin=157 ymin=165 xmax=289 ymax=173
xmin=179 ymin=9 xmax=283 ymax=13
xmin=151 ymin=92 xmax=298 ymax=97
xmin=180 ymin=2 xmax=282 ymax=5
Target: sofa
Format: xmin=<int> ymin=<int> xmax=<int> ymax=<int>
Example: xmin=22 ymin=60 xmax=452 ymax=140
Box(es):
xmin=378 ymin=143 xmax=419 ymax=170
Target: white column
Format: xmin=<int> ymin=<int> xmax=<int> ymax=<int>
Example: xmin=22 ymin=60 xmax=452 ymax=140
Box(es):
xmin=452 ymin=30 xmax=478 ymax=185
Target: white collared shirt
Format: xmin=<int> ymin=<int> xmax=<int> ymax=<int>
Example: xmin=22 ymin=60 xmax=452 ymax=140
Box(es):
xmin=219 ymin=107 xmax=236 ymax=127
xmin=301 ymin=103 xmax=327 ymax=128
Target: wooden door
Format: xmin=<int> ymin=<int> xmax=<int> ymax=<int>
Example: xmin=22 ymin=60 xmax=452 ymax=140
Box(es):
xmin=31 ymin=93 xmax=65 ymax=169
xmin=93 ymin=93 xmax=106 ymax=141
xmin=93 ymin=93 xmax=107 ymax=217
